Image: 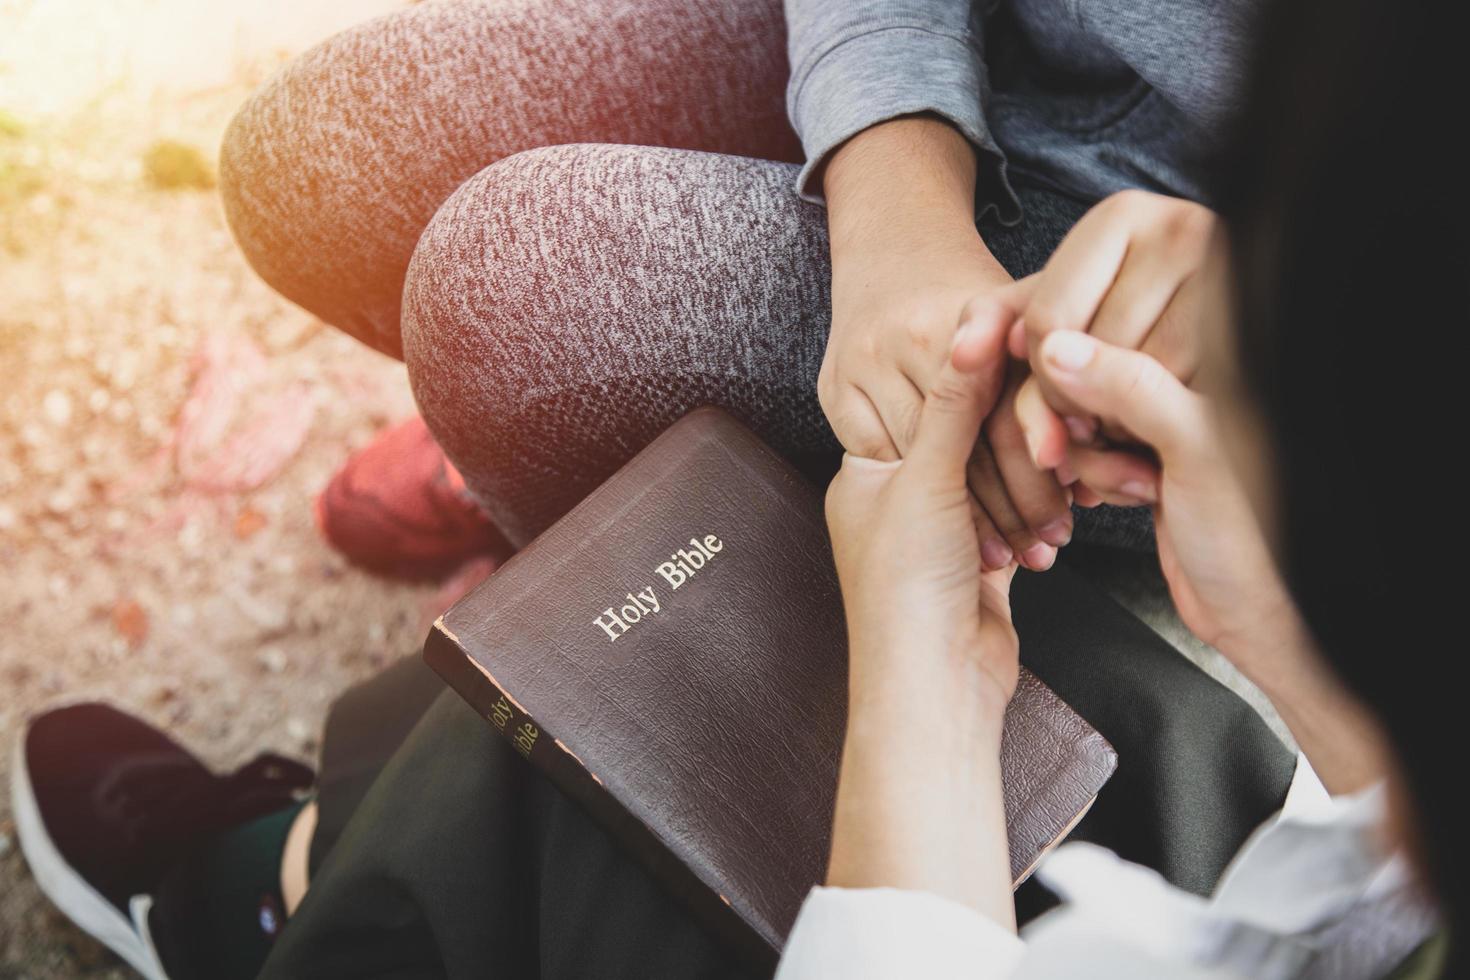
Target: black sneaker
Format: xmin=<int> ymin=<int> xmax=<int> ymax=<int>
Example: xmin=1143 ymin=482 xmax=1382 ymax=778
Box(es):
xmin=10 ymin=703 xmax=313 ymax=979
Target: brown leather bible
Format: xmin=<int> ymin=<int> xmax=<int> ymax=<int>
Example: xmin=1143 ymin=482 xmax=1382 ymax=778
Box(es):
xmin=425 ymin=408 xmax=1116 ymax=966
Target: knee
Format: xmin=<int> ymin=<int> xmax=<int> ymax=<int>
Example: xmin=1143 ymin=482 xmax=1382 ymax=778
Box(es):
xmin=401 ymin=141 xmax=809 ymax=385
xmin=402 ymin=144 xmax=680 ymax=527
xmin=401 ymin=145 xmax=618 ymax=415
xmin=219 ymin=7 xmax=457 ymax=356
xmin=218 ymin=44 xmax=337 ymax=312
xmin=400 ymin=142 xmax=818 ymax=438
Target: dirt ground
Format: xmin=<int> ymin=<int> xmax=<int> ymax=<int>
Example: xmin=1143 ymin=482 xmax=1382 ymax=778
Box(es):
xmin=0 ymin=3 xmax=452 ymax=975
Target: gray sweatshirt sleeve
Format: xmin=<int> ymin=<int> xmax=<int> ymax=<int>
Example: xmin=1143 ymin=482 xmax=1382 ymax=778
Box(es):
xmin=783 ymin=0 xmax=1009 ymax=207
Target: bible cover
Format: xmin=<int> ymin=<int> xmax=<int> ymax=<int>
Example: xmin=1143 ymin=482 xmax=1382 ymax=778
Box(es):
xmin=425 ymin=408 xmax=1116 ymax=965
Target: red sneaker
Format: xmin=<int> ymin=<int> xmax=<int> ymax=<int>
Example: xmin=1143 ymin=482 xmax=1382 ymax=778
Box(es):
xmin=315 ymin=416 xmax=511 ymax=581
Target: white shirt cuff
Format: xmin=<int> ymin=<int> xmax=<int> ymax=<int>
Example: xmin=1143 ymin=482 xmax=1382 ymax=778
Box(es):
xmin=1278 ymin=751 xmax=1336 ymax=820
xmin=1212 ymin=752 xmax=1397 ymax=931
xmin=776 ymin=887 xmax=1025 ymax=980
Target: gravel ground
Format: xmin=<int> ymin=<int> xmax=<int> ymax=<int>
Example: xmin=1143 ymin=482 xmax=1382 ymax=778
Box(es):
xmin=0 ymin=3 xmax=1286 ymax=976
xmin=0 ymin=4 xmax=444 ymax=975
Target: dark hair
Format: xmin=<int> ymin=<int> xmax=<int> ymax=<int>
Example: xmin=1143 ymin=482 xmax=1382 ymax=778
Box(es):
xmin=1221 ymin=0 xmax=1468 ymax=967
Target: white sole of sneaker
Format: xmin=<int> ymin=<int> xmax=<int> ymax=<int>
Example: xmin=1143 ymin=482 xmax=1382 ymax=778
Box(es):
xmin=10 ymin=734 xmax=169 ymax=980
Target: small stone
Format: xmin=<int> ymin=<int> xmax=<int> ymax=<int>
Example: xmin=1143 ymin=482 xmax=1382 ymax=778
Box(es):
xmin=0 ymin=504 xmax=16 ymax=531
xmin=112 ymin=598 xmax=149 ymax=648
xmin=257 ymin=646 xmax=288 ymax=674
xmin=177 ymin=518 xmax=204 ymax=552
xmin=42 ymin=389 xmax=73 ymax=426
xmin=46 ymin=487 xmax=77 ymax=514
xmin=228 ymin=586 xmax=289 ymax=633
xmin=234 ymin=507 xmax=268 ymax=540
xmin=87 ymin=388 xmax=111 ymax=414
xmin=112 ymin=350 xmax=141 ymax=390
xmin=286 ymin=717 xmax=312 ymax=743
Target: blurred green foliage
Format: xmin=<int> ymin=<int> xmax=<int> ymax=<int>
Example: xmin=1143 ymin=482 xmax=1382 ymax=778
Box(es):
xmin=0 ymin=108 xmax=27 ymax=139
xmin=142 ymin=138 xmax=215 ymax=190
xmin=0 ymin=109 xmax=43 ymax=216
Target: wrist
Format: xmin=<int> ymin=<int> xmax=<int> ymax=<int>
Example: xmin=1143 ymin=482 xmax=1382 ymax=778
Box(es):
xmin=1222 ymin=613 xmax=1391 ymax=794
xmin=846 ymin=636 xmax=1012 ymax=744
xmin=825 ymin=116 xmax=986 ymax=256
xmin=1213 ymin=598 xmax=1320 ymax=695
xmin=832 ymin=678 xmax=1013 ymax=921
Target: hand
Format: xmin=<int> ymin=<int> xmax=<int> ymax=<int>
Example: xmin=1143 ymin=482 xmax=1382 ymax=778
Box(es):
xmin=1030 ymin=330 xmax=1387 ymax=792
xmin=1031 ymin=328 xmax=1288 ymax=657
xmin=826 ymin=317 xmax=1020 ymax=711
xmin=822 ymin=117 xmax=1070 ymax=569
xmin=990 ymin=190 xmax=1217 ymax=472
xmin=823 ymin=308 xmax=1018 ymax=924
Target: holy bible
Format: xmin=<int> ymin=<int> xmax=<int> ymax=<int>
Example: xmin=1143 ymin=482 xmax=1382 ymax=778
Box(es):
xmin=425 ymin=408 xmax=1116 ymax=966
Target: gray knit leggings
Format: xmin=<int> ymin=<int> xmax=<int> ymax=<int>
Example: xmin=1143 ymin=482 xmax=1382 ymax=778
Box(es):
xmin=220 ymin=0 xmax=1139 ymax=549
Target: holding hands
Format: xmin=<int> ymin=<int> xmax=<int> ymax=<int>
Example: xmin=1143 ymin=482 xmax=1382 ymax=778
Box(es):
xmin=822 ymin=117 xmax=1075 ymax=573
xmin=824 ymin=307 xmax=1020 ymax=925
xmin=975 ymin=189 xmax=1295 ymax=660
xmin=825 ymin=185 xmax=1387 ymax=797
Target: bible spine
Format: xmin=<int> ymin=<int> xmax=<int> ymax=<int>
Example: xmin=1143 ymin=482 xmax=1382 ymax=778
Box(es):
xmin=422 ymin=623 xmax=780 ymax=967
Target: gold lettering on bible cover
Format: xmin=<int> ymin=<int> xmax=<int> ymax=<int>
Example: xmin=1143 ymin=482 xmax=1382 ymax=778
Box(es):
xmin=489 ymin=695 xmax=514 ymax=732
xmin=513 ymin=721 xmax=539 ymax=757
xmin=593 ymin=534 xmax=725 ymax=642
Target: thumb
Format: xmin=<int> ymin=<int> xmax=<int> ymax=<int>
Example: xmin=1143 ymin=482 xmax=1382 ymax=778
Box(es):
xmin=907 ymin=315 xmax=1008 ymax=479
xmin=956 ymin=275 xmax=1037 ymax=360
xmin=1035 ymin=331 xmax=1206 ymax=462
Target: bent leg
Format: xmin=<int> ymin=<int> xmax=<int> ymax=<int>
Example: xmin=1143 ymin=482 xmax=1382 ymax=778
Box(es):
xmin=220 ymin=0 xmax=798 ymax=357
xmin=401 ymin=144 xmax=1097 ymax=547
xmin=402 ymin=143 xmax=837 ymax=545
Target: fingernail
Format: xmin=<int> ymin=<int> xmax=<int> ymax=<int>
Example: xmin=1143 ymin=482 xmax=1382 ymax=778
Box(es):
xmin=981 ymin=538 xmax=1014 ymax=569
xmin=1120 ymin=480 xmax=1157 ymax=502
xmin=1021 ymin=542 xmax=1056 ymax=571
xmin=1039 ymin=519 xmax=1072 ymax=547
xmin=1064 ymin=415 xmax=1096 ymax=442
xmin=1044 ymin=332 xmax=1096 ymax=372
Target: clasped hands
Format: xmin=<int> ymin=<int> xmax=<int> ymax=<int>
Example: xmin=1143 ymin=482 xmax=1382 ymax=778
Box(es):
xmin=823 ymin=190 xmax=1389 ymax=909
xmin=826 ymin=188 xmax=1305 ymax=716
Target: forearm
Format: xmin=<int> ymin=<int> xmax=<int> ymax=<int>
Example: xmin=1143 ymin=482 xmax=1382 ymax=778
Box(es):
xmin=784 ymin=0 xmax=1004 ymax=208
xmin=823 ymin=116 xmax=1002 ymax=270
xmin=1222 ymin=619 xmax=1390 ymax=796
xmin=827 ymin=643 xmax=1016 ymax=932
